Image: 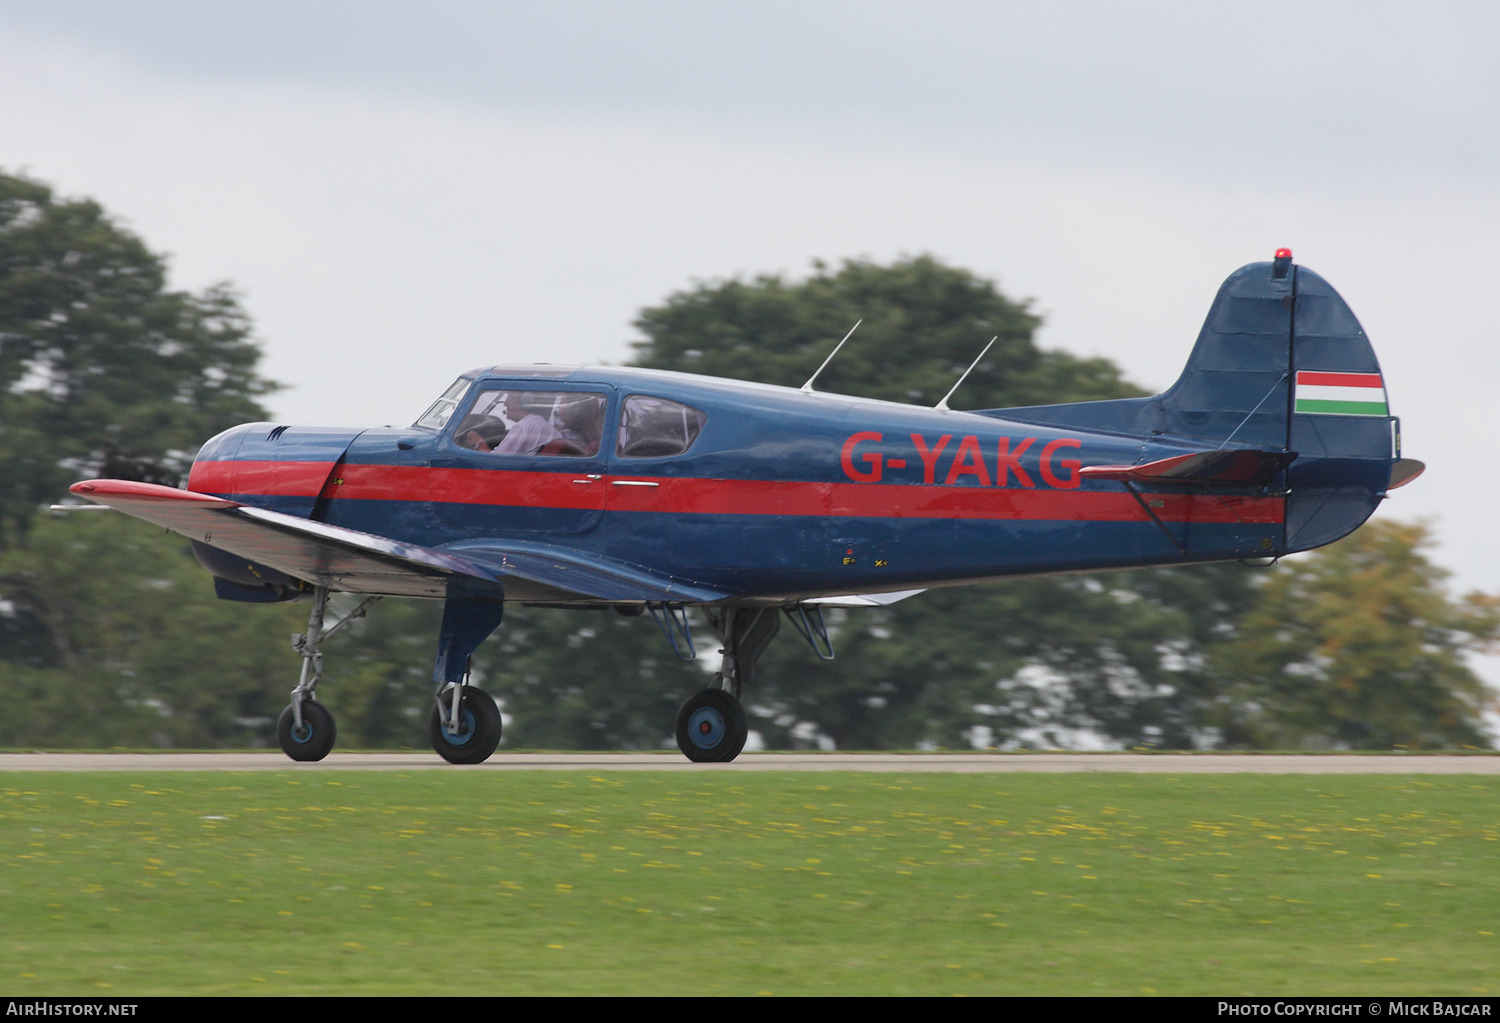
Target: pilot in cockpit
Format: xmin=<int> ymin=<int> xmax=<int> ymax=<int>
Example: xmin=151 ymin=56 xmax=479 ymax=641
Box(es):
xmin=493 ymin=392 xmax=562 ymax=455
xmin=454 ymin=389 xmax=605 ymax=456
xmin=454 ymin=414 xmax=507 ymax=452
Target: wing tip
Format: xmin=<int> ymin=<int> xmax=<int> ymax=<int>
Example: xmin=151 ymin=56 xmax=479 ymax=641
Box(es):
xmin=70 ymin=479 xmax=239 ymax=508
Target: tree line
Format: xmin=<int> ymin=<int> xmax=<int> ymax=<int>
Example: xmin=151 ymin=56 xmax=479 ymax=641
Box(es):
xmin=1 ymin=171 xmax=1494 ymax=751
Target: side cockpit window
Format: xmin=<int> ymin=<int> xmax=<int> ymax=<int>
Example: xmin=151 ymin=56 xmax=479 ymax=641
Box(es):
xmin=452 ymin=389 xmax=607 ymax=457
xmin=415 ymin=377 xmax=471 ymax=431
xmin=617 ymin=395 xmax=706 ymax=458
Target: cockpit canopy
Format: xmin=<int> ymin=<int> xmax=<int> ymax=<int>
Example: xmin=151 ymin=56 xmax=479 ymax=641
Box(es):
xmin=453 ymin=388 xmax=607 ymax=457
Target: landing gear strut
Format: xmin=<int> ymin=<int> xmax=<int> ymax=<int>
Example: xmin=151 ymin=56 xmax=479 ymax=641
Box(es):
xmin=274 ymin=587 xmax=381 ymax=762
xmin=674 ymin=608 xmax=780 ymax=763
xmin=277 ymin=587 xmax=335 ymax=761
xmin=428 ymin=598 xmax=506 ymax=765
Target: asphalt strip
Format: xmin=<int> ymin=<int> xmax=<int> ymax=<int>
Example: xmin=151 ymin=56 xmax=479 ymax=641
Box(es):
xmin=1 ymin=752 xmax=1498 ymax=772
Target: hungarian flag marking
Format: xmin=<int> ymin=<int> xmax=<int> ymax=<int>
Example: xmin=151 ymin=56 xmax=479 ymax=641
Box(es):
xmin=1294 ymin=370 xmax=1387 ymax=416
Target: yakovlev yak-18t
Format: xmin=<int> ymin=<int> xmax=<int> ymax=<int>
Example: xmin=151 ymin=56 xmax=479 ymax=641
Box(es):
xmin=67 ymin=252 xmax=1422 ymax=764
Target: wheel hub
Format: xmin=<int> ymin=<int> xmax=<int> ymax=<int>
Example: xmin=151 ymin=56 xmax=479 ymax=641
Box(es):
xmin=444 ymin=709 xmax=475 ymax=744
xmin=687 ymin=707 xmax=726 ymax=749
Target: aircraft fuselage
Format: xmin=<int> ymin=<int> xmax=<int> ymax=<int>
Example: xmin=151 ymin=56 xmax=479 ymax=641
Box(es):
xmin=187 ymin=366 xmax=1293 ymax=604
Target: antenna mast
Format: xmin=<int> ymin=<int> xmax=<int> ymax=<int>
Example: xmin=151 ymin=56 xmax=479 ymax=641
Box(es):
xmin=800 ymin=320 xmax=862 ymax=394
xmin=934 ymin=337 xmax=997 ymax=411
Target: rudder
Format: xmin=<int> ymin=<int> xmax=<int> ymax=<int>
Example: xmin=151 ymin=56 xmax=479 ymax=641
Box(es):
xmin=1283 ymin=264 xmax=1395 ymax=552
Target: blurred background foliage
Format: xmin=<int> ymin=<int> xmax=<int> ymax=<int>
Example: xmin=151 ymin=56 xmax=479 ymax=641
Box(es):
xmin=0 ymin=173 xmax=275 ymax=547
xmin=1 ymin=171 xmax=1493 ymax=751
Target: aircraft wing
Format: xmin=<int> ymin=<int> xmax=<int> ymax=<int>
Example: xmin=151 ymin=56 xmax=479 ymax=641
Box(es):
xmin=68 ymin=479 xmax=733 ymax=604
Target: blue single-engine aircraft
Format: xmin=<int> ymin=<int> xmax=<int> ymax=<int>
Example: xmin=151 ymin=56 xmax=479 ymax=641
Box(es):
xmin=67 ymin=252 xmax=1422 ymax=764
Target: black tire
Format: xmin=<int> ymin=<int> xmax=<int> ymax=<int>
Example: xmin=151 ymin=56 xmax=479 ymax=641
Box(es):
xmin=277 ymin=700 xmax=337 ymax=762
xmin=429 ymin=686 xmax=503 ymax=765
xmin=675 ymin=688 xmax=748 ymax=763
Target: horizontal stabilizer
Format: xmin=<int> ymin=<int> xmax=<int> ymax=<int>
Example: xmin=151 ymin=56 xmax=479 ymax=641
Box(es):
xmin=70 ymin=479 xmax=735 ymax=604
xmin=1389 ymin=458 xmax=1425 ymax=490
xmin=1079 ymin=449 xmax=1296 ymax=487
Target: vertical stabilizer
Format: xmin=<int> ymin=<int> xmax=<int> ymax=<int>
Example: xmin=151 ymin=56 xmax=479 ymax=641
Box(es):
xmin=986 ymin=254 xmax=1401 ymax=555
xmin=1156 ymin=258 xmax=1295 ymax=449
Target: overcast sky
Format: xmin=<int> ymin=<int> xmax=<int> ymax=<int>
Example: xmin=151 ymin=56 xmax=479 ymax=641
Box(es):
xmin=2 ymin=1 xmax=1498 ymax=609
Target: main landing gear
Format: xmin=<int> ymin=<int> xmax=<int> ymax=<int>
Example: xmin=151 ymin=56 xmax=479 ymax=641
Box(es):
xmin=674 ymin=608 xmax=781 ymax=763
xmin=429 ymin=681 xmax=503 ymax=765
xmin=275 ymin=589 xmax=506 ymax=765
xmin=426 ymin=598 xmax=506 ymax=765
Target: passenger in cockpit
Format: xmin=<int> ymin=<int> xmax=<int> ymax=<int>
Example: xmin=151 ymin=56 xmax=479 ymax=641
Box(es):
xmin=553 ymin=394 xmax=605 ymax=457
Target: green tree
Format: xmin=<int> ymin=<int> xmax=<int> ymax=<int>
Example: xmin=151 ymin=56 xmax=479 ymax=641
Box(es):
xmin=0 ymin=512 xmax=306 ymax=747
xmin=631 ymin=255 xmax=1132 ymax=408
xmin=1209 ymin=519 xmax=1498 ymax=750
xmin=0 ymin=513 xmax=498 ymax=751
xmin=0 ymin=171 xmax=276 ymax=544
xmin=0 ymin=172 xmax=291 ymax=747
xmin=746 ymin=562 xmax=1258 ymax=751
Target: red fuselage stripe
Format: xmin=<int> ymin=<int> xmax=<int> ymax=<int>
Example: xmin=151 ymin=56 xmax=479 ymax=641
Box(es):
xmin=188 ymin=459 xmax=1285 ymax=524
xmin=189 ymin=460 xmax=337 ymax=497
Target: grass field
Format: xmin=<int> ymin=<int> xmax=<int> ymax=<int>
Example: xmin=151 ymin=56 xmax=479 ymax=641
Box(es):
xmin=2 ymin=770 xmax=1497 ymax=996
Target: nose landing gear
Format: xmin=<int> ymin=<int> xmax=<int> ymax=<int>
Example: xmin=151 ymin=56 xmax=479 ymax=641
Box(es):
xmin=273 ymin=587 xmax=381 ymax=763
xmin=277 ymin=699 xmax=336 ymax=762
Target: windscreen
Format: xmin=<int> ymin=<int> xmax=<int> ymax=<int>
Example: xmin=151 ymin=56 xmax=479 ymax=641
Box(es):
xmin=414 ymin=377 xmax=471 ymax=430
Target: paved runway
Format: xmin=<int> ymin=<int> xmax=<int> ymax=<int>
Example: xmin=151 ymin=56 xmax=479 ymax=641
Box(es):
xmin=2 ymin=751 xmax=1499 ymax=772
